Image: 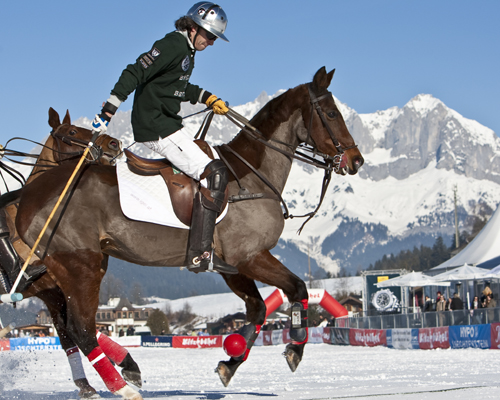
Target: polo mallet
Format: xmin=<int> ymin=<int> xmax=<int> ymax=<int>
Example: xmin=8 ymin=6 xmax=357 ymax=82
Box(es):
xmin=0 ymin=131 xmax=100 ymax=303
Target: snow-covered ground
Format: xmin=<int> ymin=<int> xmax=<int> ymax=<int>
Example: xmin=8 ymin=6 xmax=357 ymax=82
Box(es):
xmin=1 ymin=343 xmax=500 ymax=399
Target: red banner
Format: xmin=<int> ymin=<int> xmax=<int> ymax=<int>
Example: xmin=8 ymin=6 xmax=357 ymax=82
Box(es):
xmin=0 ymin=339 xmax=10 ymax=351
xmin=490 ymin=323 xmax=500 ymax=349
xmin=349 ymin=329 xmax=386 ymax=347
xmin=418 ymin=327 xmax=449 ymax=349
xmin=172 ymin=336 xmax=222 ymax=349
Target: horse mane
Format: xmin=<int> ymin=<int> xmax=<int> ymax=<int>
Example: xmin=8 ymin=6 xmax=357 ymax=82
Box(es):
xmin=229 ymin=84 xmax=307 ymax=144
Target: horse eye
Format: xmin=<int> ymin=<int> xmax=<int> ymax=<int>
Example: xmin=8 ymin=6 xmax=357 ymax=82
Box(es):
xmin=70 ymin=129 xmax=78 ymax=135
xmin=327 ymin=111 xmax=337 ymax=119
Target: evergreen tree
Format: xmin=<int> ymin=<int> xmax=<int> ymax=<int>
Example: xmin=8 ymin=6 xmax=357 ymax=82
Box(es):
xmin=146 ymin=309 xmax=170 ymax=335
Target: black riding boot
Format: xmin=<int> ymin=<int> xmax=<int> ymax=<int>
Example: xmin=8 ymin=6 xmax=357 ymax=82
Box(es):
xmin=0 ymin=209 xmax=46 ymax=293
xmin=186 ymin=160 xmax=238 ymax=275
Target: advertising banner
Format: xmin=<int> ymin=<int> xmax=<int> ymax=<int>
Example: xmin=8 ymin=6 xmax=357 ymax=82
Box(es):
xmin=349 ymin=329 xmax=386 ymax=347
xmin=490 ymin=323 xmax=500 ymax=349
xmin=387 ymin=329 xmax=419 ymax=349
xmin=282 ymin=329 xmax=292 ymax=344
xmin=418 ymin=327 xmax=449 ymax=349
xmin=271 ymin=330 xmax=283 ymax=345
xmin=10 ymin=337 xmax=61 ymax=351
xmin=449 ymin=324 xmax=490 ymax=349
xmin=141 ymin=335 xmax=173 ymax=348
xmin=172 ymin=336 xmax=222 ymax=349
xmin=261 ymin=331 xmax=273 ymax=346
xmin=0 ymin=339 xmax=10 ymax=351
xmin=331 ymin=328 xmax=350 ymax=345
xmin=308 ymin=327 xmax=325 ymax=344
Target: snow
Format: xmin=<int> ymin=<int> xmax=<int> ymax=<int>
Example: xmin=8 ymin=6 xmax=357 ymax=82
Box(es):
xmin=2 ymin=343 xmax=500 ymax=399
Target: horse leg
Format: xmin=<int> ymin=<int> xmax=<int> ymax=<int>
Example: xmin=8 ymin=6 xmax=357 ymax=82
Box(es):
xmin=43 ymin=253 xmax=142 ymax=400
xmin=239 ymin=250 xmax=310 ymax=373
xmin=96 ymin=330 xmax=142 ymax=388
xmin=36 ymin=286 xmax=99 ymax=399
xmin=215 ymin=274 xmax=266 ymax=386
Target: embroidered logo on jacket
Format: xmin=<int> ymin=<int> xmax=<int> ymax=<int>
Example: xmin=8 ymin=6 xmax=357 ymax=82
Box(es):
xmin=181 ymin=55 xmax=190 ymax=71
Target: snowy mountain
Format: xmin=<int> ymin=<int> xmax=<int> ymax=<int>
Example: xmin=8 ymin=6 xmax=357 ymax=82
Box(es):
xmin=3 ymin=91 xmax=500 ymax=281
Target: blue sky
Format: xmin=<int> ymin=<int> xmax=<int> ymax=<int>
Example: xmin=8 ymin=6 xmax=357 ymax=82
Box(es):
xmin=1 ymin=1 xmax=499 ymax=153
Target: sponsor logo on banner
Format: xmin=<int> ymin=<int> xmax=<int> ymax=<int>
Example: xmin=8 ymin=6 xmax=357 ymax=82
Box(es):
xmin=418 ymin=327 xmax=449 ymax=349
xmin=10 ymin=337 xmax=62 ymax=351
xmin=387 ymin=329 xmax=419 ymax=349
xmin=141 ymin=335 xmax=173 ymax=348
xmin=262 ymin=331 xmax=273 ymax=346
xmin=322 ymin=327 xmax=331 ymax=343
xmin=349 ymin=329 xmax=386 ymax=347
xmin=172 ymin=336 xmax=222 ymax=349
xmin=449 ymin=324 xmax=490 ymax=349
xmin=490 ymin=323 xmax=500 ymax=349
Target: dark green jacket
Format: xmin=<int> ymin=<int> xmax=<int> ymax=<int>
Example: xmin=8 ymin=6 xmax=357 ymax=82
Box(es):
xmin=110 ymin=31 xmax=205 ymax=142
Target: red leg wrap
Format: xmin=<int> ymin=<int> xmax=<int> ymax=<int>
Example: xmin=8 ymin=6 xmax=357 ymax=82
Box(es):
xmin=96 ymin=330 xmax=129 ymax=365
xmin=88 ymin=347 xmax=127 ymax=393
xmin=242 ymin=324 xmax=262 ymax=361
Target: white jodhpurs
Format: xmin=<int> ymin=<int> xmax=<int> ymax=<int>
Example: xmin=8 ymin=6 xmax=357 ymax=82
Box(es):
xmin=142 ymin=129 xmax=212 ymax=181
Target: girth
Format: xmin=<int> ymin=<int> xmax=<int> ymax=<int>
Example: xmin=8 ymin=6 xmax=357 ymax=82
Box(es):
xmin=123 ymin=142 xmax=228 ymax=226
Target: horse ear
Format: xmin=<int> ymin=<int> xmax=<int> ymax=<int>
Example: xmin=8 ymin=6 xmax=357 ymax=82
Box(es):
xmin=312 ymin=67 xmax=335 ymax=91
xmin=48 ymin=107 xmax=61 ymax=130
xmin=62 ymin=109 xmax=71 ymax=125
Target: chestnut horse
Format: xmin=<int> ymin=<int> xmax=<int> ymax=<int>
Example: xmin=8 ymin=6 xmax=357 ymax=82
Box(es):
xmin=0 ymin=108 xmax=139 ymax=398
xmin=15 ymin=68 xmax=364 ymax=400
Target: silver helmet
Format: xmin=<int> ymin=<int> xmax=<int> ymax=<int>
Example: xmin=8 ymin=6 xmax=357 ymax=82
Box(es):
xmin=187 ymin=2 xmax=229 ymax=42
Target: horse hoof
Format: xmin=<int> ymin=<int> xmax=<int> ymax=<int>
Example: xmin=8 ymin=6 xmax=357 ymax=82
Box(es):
xmin=283 ymin=343 xmax=304 ymax=373
xmin=75 ymin=378 xmax=100 ymax=399
xmin=215 ymin=361 xmax=232 ymax=387
xmin=122 ymin=369 xmax=142 ymax=388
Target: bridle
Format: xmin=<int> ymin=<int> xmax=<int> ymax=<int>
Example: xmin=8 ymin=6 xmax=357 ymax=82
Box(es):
xmin=208 ymin=82 xmax=358 ymax=232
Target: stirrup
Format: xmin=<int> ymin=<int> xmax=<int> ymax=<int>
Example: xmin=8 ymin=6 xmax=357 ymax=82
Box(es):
xmin=187 ymin=251 xmax=238 ymax=275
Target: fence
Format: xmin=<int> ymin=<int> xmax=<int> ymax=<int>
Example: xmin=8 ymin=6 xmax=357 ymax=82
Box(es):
xmin=337 ymin=306 xmax=500 ymax=330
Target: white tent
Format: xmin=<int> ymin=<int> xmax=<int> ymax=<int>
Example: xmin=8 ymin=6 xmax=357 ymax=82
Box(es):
xmin=376 ymin=271 xmax=450 ymax=288
xmin=432 ymin=203 xmax=500 ymax=271
xmin=432 ymin=264 xmax=491 ymax=282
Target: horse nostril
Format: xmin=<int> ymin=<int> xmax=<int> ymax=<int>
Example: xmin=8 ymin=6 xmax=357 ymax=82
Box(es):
xmin=109 ymin=141 xmax=119 ymax=150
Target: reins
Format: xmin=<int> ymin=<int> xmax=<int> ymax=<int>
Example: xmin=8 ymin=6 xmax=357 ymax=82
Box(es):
xmin=196 ymin=83 xmax=355 ymax=233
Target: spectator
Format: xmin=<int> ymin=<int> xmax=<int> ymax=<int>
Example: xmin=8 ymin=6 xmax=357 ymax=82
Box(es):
xmin=436 ymin=294 xmax=447 ymax=326
xmin=423 ymin=296 xmax=432 ymax=312
xmin=450 ymin=293 xmax=464 ymax=311
xmin=483 ymin=294 xmax=497 ymax=322
xmin=119 ymin=328 xmax=125 ymax=337
xmin=318 ymin=314 xmax=329 ymax=327
xmin=481 ymin=285 xmax=492 ymax=304
xmin=126 ymin=326 xmax=135 ymax=336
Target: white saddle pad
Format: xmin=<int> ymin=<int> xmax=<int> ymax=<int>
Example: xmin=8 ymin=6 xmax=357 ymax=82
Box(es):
xmin=116 ymin=162 xmax=227 ymax=229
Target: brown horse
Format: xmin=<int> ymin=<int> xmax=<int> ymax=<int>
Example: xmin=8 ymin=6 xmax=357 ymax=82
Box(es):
xmin=0 ymin=108 xmax=138 ymax=398
xmin=15 ymin=68 xmax=364 ymax=400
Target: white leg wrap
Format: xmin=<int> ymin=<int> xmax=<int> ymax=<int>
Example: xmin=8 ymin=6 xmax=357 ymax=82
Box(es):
xmin=115 ymin=384 xmax=143 ymax=400
xmin=67 ymin=349 xmax=87 ymax=381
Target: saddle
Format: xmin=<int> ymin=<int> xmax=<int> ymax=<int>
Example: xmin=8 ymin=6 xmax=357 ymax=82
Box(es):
xmin=124 ymin=140 xmax=228 ymax=226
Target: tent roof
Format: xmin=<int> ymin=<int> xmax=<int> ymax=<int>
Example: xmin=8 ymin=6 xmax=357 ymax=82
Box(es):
xmin=432 ymin=264 xmax=490 ymax=281
xmin=432 ymin=203 xmax=500 ymax=270
xmin=376 ymin=271 xmax=450 ymax=287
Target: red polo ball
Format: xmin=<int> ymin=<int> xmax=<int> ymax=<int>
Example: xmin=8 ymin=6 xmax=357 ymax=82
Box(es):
xmin=223 ymin=333 xmax=247 ymax=357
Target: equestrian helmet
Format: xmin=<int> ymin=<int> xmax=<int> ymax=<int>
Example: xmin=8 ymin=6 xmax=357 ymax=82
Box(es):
xmin=187 ymin=2 xmax=229 ymax=42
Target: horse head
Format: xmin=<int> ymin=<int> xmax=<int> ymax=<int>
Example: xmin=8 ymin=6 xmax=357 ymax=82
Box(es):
xmin=298 ymin=67 xmax=364 ymax=175
xmin=48 ymin=107 xmax=122 ymax=166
